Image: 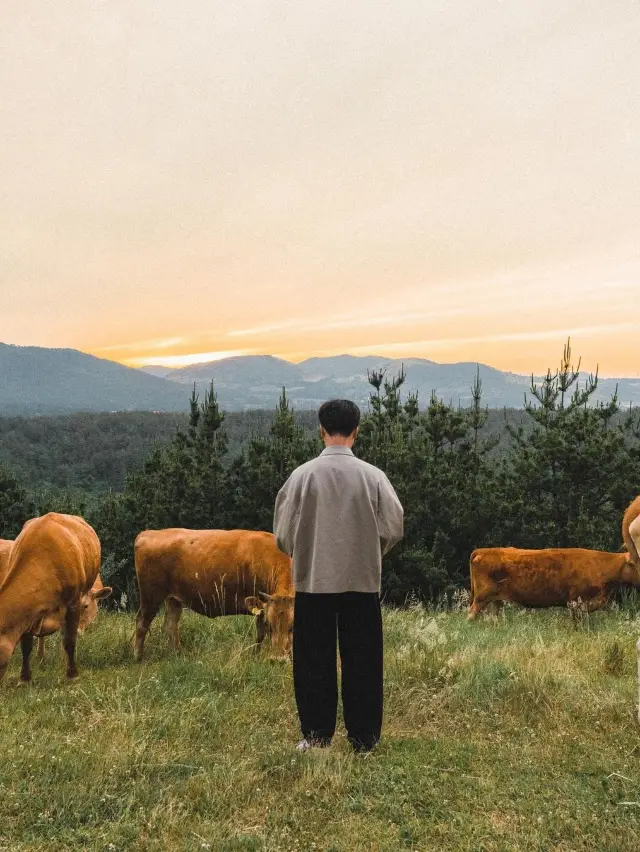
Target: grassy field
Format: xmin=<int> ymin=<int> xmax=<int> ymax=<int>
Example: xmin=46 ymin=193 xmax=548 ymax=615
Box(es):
xmin=1 ymin=603 xmax=639 ymax=852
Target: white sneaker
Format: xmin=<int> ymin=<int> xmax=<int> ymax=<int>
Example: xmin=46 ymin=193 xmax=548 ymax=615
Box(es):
xmin=296 ymin=738 xmax=331 ymax=751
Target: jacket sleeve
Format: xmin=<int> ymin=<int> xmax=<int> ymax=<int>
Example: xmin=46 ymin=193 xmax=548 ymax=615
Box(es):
xmin=377 ymin=474 xmax=404 ymax=556
xmin=273 ymin=475 xmax=300 ymax=556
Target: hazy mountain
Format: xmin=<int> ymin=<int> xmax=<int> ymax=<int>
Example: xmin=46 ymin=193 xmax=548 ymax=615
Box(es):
xmin=143 ymin=353 xmax=640 ymax=410
xmin=0 ymin=343 xmax=191 ymax=415
xmin=138 ymin=365 xmax=175 ymax=379
xmin=2 ymin=342 xmax=638 ymax=415
xmin=298 ymin=355 xmax=401 ymax=381
xmin=169 ymin=355 xmax=302 ymax=386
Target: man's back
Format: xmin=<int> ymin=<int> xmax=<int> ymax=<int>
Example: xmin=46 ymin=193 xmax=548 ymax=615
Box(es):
xmin=276 ymin=397 xmax=403 ymax=753
xmin=274 ymin=446 xmax=403 ymax=593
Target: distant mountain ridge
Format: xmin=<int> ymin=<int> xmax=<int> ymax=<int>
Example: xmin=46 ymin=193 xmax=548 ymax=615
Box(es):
xmin=1 ymin=343 xmax=638 ymax=415
xmin=143 ymin=352 xmax=640 ymax=411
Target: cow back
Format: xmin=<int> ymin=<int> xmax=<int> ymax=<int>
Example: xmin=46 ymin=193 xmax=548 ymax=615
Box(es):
xmin=4 ymin=513 xmax=100 ymax=602
xmin=135 ymin=528 xmax=293 ymax=617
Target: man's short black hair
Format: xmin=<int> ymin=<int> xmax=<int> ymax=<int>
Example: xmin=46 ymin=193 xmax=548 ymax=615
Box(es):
xmin=318 ymin=399 xmax=361 ymax=437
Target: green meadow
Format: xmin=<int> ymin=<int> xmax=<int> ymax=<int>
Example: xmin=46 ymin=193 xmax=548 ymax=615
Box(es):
xmin=1 ymin=604 xmax=639 ymax=852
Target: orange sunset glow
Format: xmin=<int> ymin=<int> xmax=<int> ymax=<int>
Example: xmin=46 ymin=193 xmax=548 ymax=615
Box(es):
xmin=2 ymin=3 xmax=639 ymax=378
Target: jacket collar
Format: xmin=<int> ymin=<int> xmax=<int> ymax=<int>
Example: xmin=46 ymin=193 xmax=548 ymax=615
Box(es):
xmin=320 ymin=446 xmax=354 ymax=456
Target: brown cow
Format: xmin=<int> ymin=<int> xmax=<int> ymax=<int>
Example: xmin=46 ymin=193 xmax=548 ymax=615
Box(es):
xmin=0 ymin=513 xmax=101 ymax=682
xmin=0 ymin=537 xmax=112 ymax=662
xmin=468 ymin=547 xmax=640 ymax=619
xmin=134 ymin=528 xmax=294 ymax=661
xmin=622 ymin=496 xmax=640 ymax=565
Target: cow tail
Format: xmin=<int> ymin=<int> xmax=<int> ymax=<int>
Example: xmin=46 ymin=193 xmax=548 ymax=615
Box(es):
xmin=469 ymin=551 xmax=477 ymax=605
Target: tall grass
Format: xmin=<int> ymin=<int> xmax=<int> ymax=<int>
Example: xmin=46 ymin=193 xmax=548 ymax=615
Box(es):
xmin=1 ymin=605 xmax=639 ymax=851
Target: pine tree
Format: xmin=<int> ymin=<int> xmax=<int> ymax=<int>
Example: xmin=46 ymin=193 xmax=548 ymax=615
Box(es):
xmin=227 ymin=389 xmax=319 ymax=530
xmin=496 ymin=340 xmax=640 ymax=550
xmin=356 ymin=366 xmax=498 ymax=601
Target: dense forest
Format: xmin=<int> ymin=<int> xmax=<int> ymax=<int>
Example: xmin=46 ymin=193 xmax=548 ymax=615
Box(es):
xmin=0 ymin=407 xmax=529 ymax=492
xmin=0 ymin=410 xmax=317 ymax=491
xmin=1 ymin=342 xmax=639 ymax=605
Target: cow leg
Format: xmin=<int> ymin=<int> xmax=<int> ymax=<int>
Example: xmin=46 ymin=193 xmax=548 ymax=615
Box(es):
xmin=585 ymin=592 xmax=608 ymax=613
xmin=162 ymin=597 xmax=183 ymax=651
xmin=19 ymin=635 xmax=34 ymax=683
xmin=62 ymin=607 xmax=81 ymax=679
xmin=37 ymin=637 xmax=45 ymax=662
xmin=134 ymin=600 xmax=161 ymax=662
xmin=467 ymin=596 xmax=491 ymax=620
xmin=467 ymin=602 xmax=482 ymax=620
xmin=0 ymin=635 xmax=14 ymax=682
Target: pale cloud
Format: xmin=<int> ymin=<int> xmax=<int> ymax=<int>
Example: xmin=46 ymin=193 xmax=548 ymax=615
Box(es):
xmin=96 ymin=337 xmax=187 ymax=354
xmin=228 ymin=308 xmax=467 ymax=338
xmin=349 ymin=322 xmax=639 ymax=356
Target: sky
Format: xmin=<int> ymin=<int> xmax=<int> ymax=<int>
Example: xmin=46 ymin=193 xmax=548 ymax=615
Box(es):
xmin=1 ymin=1 xmax=639 ymax=377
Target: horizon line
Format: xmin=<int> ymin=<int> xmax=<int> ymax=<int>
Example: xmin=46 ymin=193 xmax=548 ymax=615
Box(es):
xmin=129 ymin=352 xmax=636 ymax=381
xmin=3 ymin=339 xmax=639 ymax=381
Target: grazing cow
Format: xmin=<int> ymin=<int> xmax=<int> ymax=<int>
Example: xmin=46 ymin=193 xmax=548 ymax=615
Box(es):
xmin=0 ymin=513 xmax=101 ymax=682
xmin=468 ymin=547 xmax=640 ymax=619
xmin=0 ymin=537 xmax=111 ymax=662
xmin=622 ymin=496 xmax=640 ymax=565
xmin=134 ymin=528 xmax=294 ymax=661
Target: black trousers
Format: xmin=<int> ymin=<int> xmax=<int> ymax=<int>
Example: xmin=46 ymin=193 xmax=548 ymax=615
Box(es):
xmin=293 ymin=591 xmax=383 ymax=751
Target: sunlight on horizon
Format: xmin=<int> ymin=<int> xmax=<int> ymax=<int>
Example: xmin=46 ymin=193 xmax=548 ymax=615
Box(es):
xmin=126 ymin=349 xmax=250 ymax=369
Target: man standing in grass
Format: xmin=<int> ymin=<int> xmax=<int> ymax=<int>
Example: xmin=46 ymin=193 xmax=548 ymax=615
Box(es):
xmin=274 ymin=399 xmax=404 ymax=753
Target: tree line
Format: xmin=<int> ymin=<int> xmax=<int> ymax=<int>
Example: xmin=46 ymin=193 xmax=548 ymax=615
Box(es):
xmin=1 ymin=342 xmax=639 ymax=605
xmin=0 ymin=409 xmax=321 ymax=492
xmin=0 ymin=406 xmax=527 ymax=493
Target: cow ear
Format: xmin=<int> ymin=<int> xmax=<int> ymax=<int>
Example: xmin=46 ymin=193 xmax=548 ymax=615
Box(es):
xmin=245 ymin=596 xmax=264 ymax=616
xmin=93 ymin=586 xmax=113 ymax=600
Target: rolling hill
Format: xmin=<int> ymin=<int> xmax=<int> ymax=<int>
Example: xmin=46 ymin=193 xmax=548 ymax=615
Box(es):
xmin=0 ymin=343 xmax=191 ymax=415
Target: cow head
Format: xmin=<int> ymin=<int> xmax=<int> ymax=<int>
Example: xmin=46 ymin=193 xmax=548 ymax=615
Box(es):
xmin=78 ymin=585 xmax=113 ymax=633
xmin=245 ymin=592 xmax=294 ymax=658
xmin=620 ymin=556 xmax=640 ymax=588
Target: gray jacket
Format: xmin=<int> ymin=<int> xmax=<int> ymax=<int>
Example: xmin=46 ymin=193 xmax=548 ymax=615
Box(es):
xmin=273 ymin=446 xmax=404 ymax=593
